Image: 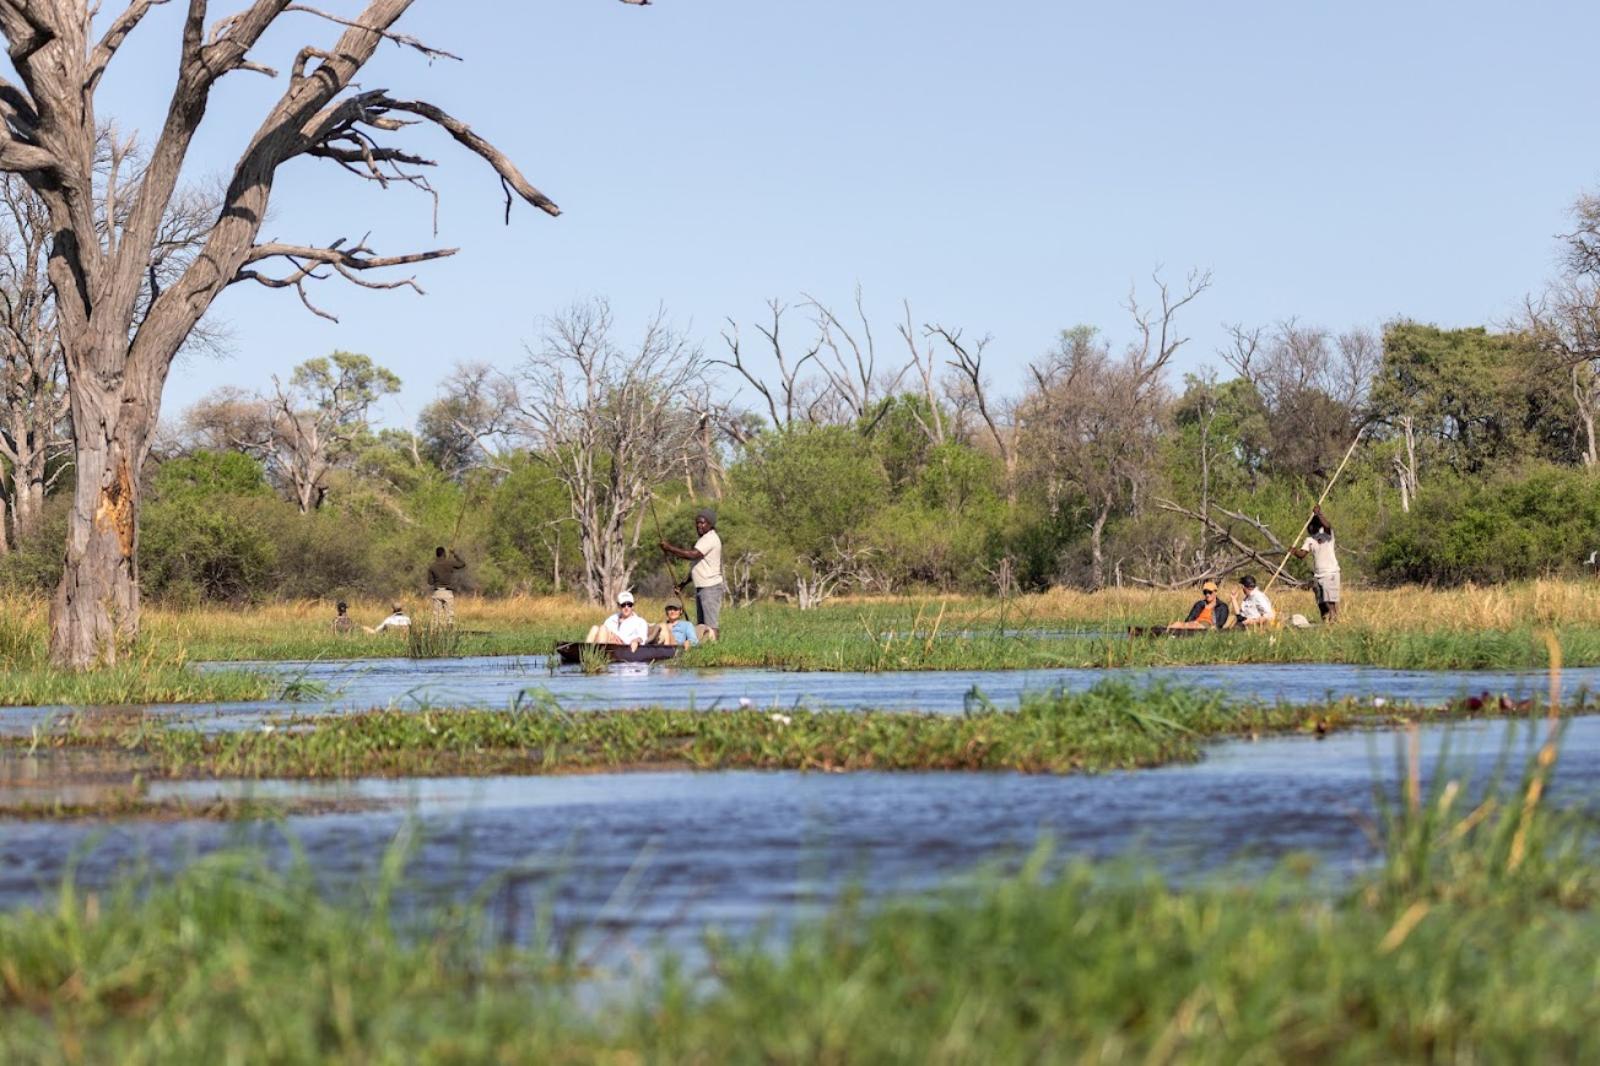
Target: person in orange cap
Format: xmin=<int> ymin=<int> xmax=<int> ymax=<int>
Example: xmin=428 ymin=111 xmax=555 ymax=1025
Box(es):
xmin=1168 ymin=580 xmax=1231 ymax=630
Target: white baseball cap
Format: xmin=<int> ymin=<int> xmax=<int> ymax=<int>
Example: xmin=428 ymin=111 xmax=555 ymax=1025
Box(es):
xmin=616 ymin=591 xmax=635 ymax=605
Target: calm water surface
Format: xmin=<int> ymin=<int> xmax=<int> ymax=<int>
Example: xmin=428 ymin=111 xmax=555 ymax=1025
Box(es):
xmin=0 ymin=656 xmax=1589 ymax=736
xmin=1 ymin=715 xmax=1588 ymax=957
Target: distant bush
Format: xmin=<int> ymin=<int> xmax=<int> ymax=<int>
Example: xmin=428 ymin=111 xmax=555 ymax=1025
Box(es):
xmin=1372 ymin=465 xmax=1600 ymax=584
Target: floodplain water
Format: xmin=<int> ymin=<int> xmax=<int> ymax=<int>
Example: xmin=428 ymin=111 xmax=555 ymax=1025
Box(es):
xmin=2 ymin=656 xmax=1593 ymax=736
xmin=2 ymin=714 xmax=1591 ymax=959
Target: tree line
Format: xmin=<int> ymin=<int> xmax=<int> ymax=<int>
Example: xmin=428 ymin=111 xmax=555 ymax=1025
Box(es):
xmin=0 ymin=2 xmax=1596 ymax=674
xmin=9 ymin=201 xmax=1600 ymax=610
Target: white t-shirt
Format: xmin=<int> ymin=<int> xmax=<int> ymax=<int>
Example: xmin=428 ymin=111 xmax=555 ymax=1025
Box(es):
xmin=1237 ymin=589 xmax=1275 ymax=621
xmin=602 ymin=612 xmax=650 ymax=644
xmin=374 ymin=612 xmax=411 ymax=632
xmin=691 ymin=530 xmax=723 ymax=588
xmin=1300 ymin=533 xmax=1339 ymax=576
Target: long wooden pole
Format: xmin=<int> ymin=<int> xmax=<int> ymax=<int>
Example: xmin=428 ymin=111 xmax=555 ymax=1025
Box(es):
xmin=1263 ymin=425 xmax=1365 ymax=594
xmin=649 ymin=497 xmax=687 ymax=590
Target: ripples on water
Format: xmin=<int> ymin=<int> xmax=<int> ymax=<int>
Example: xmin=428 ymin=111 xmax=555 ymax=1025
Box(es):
xmin=2 ymin=715 xmax=1591 ymax=958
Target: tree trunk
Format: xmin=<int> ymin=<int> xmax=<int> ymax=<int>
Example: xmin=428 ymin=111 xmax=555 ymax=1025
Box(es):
xmin=0 ymin=484 xmax=8 ymax=555
xmin=1089 ymin=501 xmax=1110 ymax=591
xmin=20 ymin=473 xmax=45 ymax=538
xmin=50 ymin=377 xmax=145 ymax=668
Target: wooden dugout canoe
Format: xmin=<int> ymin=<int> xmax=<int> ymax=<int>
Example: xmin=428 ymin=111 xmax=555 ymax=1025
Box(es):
xmin=554 ymin=641 xmax=684 ymax=665
xmin=1126 ymin=625 xmax=1246 ymax=638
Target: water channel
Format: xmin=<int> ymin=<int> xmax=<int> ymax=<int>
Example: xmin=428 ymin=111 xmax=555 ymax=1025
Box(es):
xmin=1 ymin=710 xmax=1587 ymax=959
xmin=1 ymin=656 xmax=1591 ymax=736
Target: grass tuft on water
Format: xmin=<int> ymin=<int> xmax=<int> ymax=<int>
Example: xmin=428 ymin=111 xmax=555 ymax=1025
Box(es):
xmin=405 ymin=619 xmax=461 ymax=659
xmin=4 ymin=725 xmax=1599 ymax=1062
xmin=18 ymin=680 xmax=1577 ymax=781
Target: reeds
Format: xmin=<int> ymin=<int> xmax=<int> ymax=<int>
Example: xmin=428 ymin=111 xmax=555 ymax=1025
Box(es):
xmin=405 ymin=620 xmax=462 ymax=659
xmin=20 ymin=681 xmax=1540 ymax=781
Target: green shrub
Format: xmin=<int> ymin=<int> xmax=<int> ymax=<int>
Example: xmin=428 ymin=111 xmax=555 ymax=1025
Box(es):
xmin=1372 ymin=465 xmax=1600 ymax=584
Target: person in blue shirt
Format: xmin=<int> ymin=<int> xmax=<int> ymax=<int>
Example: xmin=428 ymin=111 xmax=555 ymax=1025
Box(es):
xmin=651 ymin=597 xmax=699 ymax=646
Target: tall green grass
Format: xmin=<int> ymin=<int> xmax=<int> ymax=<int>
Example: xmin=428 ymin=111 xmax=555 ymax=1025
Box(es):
xmin=21 ymin=680 xmax=1569 ymax=780
xmin=3 ymin=727 xmax=1598 ymax=1062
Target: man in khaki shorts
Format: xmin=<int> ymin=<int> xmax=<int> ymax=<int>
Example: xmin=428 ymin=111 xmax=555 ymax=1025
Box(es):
xmin=660 ymin=508 xmax=723 ymax=640
xmin=1291 ymin=505 xmax=1341 ymax=623
xmin=427 ymin=546 xmax=466 ymax=623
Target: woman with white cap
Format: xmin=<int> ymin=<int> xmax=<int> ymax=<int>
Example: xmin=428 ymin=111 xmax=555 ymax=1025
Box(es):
xmin=585 ymin=590 xmax=651 ymax=650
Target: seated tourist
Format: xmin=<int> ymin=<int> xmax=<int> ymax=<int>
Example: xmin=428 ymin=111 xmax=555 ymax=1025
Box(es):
xmin=1232 ymin=575 xmax=1276 ymax=627
xmin=333 ymin=600 xmax=355 ymax=635
xmin=366 ymin=603 xmax=411 ymax=634
xmin=1168 ymin=581 xmax=1230 ymax=630
xmin=585 ymin=590 xmax=650 ymax=651
xmin=650 ymin=597 xmax=699 ymax=646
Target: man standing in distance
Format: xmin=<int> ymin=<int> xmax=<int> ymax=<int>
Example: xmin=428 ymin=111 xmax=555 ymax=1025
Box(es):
xmin=1291 ymin=505 xmax=1341 ymax=623
xmin=428 ymin=546 xmax=467 ymax=624
xmin=661 ymin=509 xmax=724 ymax=640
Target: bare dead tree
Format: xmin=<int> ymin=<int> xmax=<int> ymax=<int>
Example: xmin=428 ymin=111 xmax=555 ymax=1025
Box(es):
xmin=794 ymin=540 xmax=871 ymax=610
xmin=0 ymin=172 xmax=67 ymax=549
xmin=508 ymin=299 xmax=707 ymax=605
xmin=896 ymin=300 xmax=944 ymax=445
xmin=1020 ymin=270 xmax=1211 ymax=589
xmin=418 ymin=361 xmax=519 ymax=478
xmin=1526 ymin=191 xmax=1600 ymax=468
xmin=803 ymin=286 xmax=912 ymax=432
xmin=1150 ymin=496 xmax=1307 ymax=588
xmin=185 ymin=351 xmax=399 ymax=510
xmin=927 ymin=323 xmax=1017 ymax=502
xmin=265 ymin=352 xmax=399 ymax=512
xmin=0 ymin=0 xmax=644 ymax=666
xmin=714 ymin=299 xmax=821 ymax=433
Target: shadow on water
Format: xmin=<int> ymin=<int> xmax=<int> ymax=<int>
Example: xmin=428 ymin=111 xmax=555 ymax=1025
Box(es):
xmin=4 ymin=715 xmax=1597 ymax=962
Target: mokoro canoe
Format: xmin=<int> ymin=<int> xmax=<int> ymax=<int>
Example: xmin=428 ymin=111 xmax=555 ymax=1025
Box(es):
xmin=1127 ymin=625 xmax=1241 ymax=638
xmin=554 ymin=641 xmax=683 ymax=665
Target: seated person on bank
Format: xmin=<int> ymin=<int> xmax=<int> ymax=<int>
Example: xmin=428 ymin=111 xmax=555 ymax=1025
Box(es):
xmin=649 ymin=597 xmax=699 ymax=646
xmin=1232 ymin=575 xmax=1276 ymax=627
xmin=366 ymin=602 xmax=411 ymax=634
xmin=333 ymin=600 xmax=355 ymax=635
xmin=1168 ymin=580 xmax=1230 ymax=630
xmin=586 ymin=591 xmax=650 ymax=651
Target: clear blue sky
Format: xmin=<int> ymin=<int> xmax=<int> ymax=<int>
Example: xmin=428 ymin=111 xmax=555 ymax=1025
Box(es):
xmin=96 ymin=0 xmax=1600 ymax=427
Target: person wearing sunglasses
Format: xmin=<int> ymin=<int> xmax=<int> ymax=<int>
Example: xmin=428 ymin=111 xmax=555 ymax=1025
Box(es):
xmin=585 ymin=590 xmax=651 ymax=651
xmin=1168 ymin=580 xmax=1230 ymax=630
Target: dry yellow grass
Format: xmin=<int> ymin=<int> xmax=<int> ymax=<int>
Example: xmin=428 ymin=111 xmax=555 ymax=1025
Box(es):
xmin=7 ymin=581 xmax=1600 ymax=664
xmin=836 ymin=579 xmax=1600 ymax=632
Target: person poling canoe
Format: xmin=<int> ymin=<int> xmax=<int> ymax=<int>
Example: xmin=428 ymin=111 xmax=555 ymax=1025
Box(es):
xmin=660 ymin=508 xmax=723 ymax=641
xmin=1166 ymin=581 xmax=1230 ymax=630
xmin=1290 ymin=504 xmax=1341 ymax=623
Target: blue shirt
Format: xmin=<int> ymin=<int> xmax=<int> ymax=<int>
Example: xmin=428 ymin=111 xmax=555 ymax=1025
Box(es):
xmin=669 ymin=619 xmax=698 ymax=645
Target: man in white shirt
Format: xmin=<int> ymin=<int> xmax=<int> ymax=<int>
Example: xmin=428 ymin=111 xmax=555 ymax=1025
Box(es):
xmin=365 ymin=603 xmax=411 ymax=634
xmin=660 ymin=508 xmax=724 ymax=640
xmin=1232 ymin=575 xmax=1276 ymax=627
xmin=1291 ymin=504 xmax=1341 ymax=623
xmin=586 ymin=591 xmax=651 ymax=650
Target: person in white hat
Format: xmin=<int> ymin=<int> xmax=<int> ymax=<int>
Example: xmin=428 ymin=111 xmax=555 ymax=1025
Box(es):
xmin=585 ymin=591 xmax=650 ymax=650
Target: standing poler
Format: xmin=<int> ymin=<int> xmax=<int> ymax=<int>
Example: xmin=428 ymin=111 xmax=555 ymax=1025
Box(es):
xmin=1291 ymin=504 xmax=1341 ymax=623
xmin=660 ymin=508 xmax=724 ymax=641
xmin=427 ymin=546 xmax=467 ymax=624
